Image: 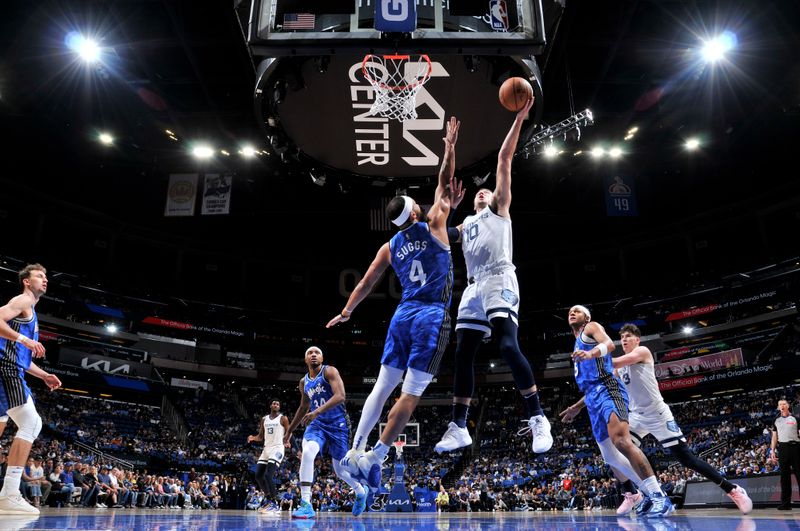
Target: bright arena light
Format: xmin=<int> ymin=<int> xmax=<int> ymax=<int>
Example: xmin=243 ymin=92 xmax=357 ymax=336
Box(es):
xmin=543 ymin=145 xmax=558 ymax=158
xmin=77 ymin=37 xmax=100 ymax=63
xmin=98 ymin=132 xmax=114 ymax=145
xmin=240 ymin=145 xmax=257 ymax=158
xmin=682 ymin=326 xmax=694 ymax=335
xmin=701 ymin=31 xmax=737 ymax=63
xmin=106 ymin=324 xmax=118 ymax=334
xmin=192 ymin=145 xmax=214 ymax=159
xmin=608 ymin=146 xmax=623 ymax=159
xmin=590 ymin=147 xmax=605 ymax=159
xmin=685 ymin=138 xmax=701 ymax=151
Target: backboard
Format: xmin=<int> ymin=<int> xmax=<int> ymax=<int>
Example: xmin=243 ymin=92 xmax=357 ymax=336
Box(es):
xmin=379 ymin=421 xmax=420 ymax=447
xmin=242 ymin=0 xmax=566 ymax=184
xmin=248 ymin=0 xmax=548 ymax=56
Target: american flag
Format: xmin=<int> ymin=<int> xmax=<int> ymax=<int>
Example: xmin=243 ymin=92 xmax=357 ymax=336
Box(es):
xmin=283 ymin=13 xmax=315 ymax=29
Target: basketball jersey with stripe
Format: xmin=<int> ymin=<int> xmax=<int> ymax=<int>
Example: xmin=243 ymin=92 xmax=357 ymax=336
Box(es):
xmin=0 ymin=307 xmax=38 ymax=376
xmin=262 ymin=414 xmax=285 ymax=447
xmin=617 ymin=356 xmax=665 ymax=415
xmin=390 ymin=222 xmax=453 ymax=306
xmin=304 ymin=365 xmax=347 ymax=425
xmin=573 ymin=328 xmax=616 ymax=394
xmin=461 ymin=207 xmax=515 ymax=280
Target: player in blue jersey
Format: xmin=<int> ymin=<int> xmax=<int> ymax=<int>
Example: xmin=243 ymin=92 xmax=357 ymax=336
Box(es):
xmin=0 ymin=264 xmax=61 ymax=514
xmin=283 ymin=346 xmax=366 ymax=519
xmin=562 ymin=305 xmax=673 ymax=518
xmin=327 ymin=117 xmax=461 ymax=493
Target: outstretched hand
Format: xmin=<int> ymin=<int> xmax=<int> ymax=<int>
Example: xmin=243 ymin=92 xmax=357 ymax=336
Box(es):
xmin=517 ymin=96 xmax=534 ymax=121
xmin=448 ymin=176 xmax=465 ymax=210
xmin=326 ymin=311 xmax=350 ymax=328
xmin=559 ymin=405 xmax=581 ymax=424
xmin=444 ymin=116 xmax=460 ymax=147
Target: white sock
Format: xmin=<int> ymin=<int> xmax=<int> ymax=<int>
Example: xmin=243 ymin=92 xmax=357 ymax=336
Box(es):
xmin=641 ymin=476 xmax=662 ymax=497
xmin=373 ymin=441 xmax=391 ymax=460
xmin=352 ymin=365 xmax=403 ymax=451
xmin=0 ymin=466 xmax=22 ymax=496
xmin=300 ymin=486 xmax=311 ymax=503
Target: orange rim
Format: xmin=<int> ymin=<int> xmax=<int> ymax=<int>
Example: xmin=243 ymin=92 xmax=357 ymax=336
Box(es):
xmin=362 ymin=54 xmax=432 ymax=91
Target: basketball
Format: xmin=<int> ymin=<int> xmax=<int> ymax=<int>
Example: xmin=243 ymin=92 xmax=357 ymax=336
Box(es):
xmin=499 ymin=77 xmax=533 ymax=112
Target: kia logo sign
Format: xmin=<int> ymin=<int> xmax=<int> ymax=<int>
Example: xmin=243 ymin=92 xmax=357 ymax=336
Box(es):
xmin=264 ymin=55 xmax=540 ymax=180
xmin=81 ymin=357 xmax=131 ymax=375
xmin=387 ymin=498 xmax=410 ymax=505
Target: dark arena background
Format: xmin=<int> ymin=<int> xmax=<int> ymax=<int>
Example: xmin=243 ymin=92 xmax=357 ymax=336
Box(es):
xmin=1 ymin=0 xmax=799 ymax=529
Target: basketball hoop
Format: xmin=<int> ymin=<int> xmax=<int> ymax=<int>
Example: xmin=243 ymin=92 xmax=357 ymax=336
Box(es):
xmin=362 ymin=54 xmax=432 ymax=122
xmin=392 ymin=440 xmax=406 ymax=457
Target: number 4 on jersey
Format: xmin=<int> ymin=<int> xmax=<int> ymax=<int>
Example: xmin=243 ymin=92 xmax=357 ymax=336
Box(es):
xmin=409 ymin=259 xmax=427 ymax=286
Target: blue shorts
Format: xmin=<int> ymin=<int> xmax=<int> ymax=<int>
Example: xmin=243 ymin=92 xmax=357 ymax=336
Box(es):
xmin=303 ymin=419 xmax=350 ymax=461
xmin=381 ymin=301 xmax=451 ymax=376
xmin=0 ymin=370 xmax=31 ymax=415
xmin=585 ymin=378 xmax=629 ymax=443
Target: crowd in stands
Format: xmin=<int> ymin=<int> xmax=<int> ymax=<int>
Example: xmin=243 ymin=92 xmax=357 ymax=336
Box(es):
xmin=1 ymin=371 xmax=797 ymax=513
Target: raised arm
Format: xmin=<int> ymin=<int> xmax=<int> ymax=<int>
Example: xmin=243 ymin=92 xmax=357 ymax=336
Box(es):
xmin=493 ymin=96 xmax=534 ymax=218
xmin=326 ymin=243 xmax=392 ymax=327
xmin=428 ymin=118 xmax=461 ymax=242
xmin=433 ymin=117 xmax=460 ymax=208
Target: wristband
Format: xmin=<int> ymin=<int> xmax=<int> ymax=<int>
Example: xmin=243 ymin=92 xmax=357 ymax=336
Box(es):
xmin=596 ymin=343 xmax=608 ymax=356
xmin=15 ymin=334 xmax=29 ymax=344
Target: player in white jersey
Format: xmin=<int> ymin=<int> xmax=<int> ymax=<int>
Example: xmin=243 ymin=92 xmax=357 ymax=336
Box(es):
xmin=611 ymin=324 xmax=752 ymax=514
xmin=247 ymin=399 xmax=289 ymax=514
xmin=434 ymin=96 xmax=553 ymax=455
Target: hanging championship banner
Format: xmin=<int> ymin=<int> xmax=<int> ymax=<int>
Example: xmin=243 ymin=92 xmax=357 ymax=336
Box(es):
xmin=604 ymin=174 xmax=638 ymax=216
xmin=201 ymin=173 xmax=233 ymax=215
xmin=165 ymin=173 xmax=198 ymax=217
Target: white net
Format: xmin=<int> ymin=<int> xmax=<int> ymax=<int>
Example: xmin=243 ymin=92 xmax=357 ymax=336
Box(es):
xmin=362 ymin=54 xmax=432 ymax=122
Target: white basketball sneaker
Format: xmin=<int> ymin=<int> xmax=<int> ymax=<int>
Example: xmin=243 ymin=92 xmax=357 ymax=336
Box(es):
xmin=0 ymin=494 xmax=40 ymax=514
xmin=517 ymin=415 xmax=553 ymax=453
xmin=340 ymin=448 xmax=364 ymax=477
xmin=434 ymin=422 xmax=473 ymax=453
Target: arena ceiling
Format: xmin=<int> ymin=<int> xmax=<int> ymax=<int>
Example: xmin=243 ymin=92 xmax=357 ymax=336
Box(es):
xmin=0 ymin=0 xmax=798 ymax=309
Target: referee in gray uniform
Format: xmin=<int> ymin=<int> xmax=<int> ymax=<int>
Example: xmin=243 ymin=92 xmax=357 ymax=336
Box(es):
xmin=769 ymin=399 xmax=800 ymax=510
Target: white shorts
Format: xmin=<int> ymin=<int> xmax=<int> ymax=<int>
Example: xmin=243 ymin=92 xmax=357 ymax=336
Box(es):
xmin=455 ymin=269 xmax=520 ymax=338
xmin=628 ymin=406 xmax=686 ymax=448
xmin=258 ymin=444 xmax=285 ymax=464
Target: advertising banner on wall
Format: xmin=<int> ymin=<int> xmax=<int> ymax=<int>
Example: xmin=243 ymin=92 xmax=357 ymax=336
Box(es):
xmin=60 ymin=348 xmax=152 ymax=378
xmin=685 ymin=473 xmax=796 ymax=506
xmin=655 ymin=348 xmax=744 ymax=380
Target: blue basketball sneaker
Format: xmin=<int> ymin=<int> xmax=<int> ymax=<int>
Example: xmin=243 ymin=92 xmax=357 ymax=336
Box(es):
xmin=352 ymin=490 xmax=367 ymax=517
xmin=645 ymin=494 xmax=675 ymax=518
xmin=635 ymin=494 xmax=652 ymax=517
xmin=291 ymin=499 xmax=315 ymax=519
